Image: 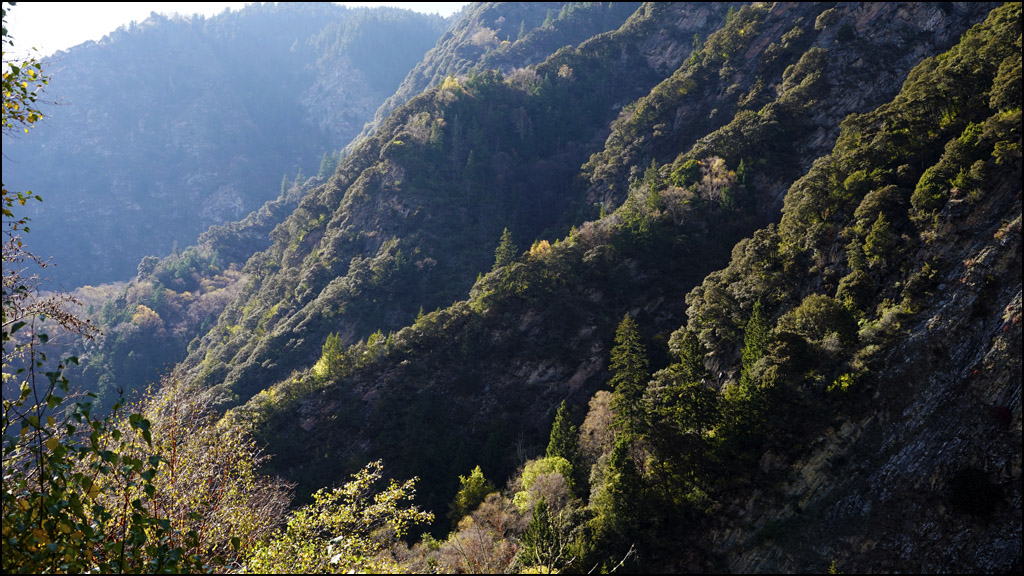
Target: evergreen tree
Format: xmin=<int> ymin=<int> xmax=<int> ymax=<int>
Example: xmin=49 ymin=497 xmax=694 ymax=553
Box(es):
xmin=643 ymin=159 xmax=663 ymax=192
xmin=317 ymin=332 xmax=346 ymax=381
xmin=546 ymin=400 xmax=585 ymax=494
xmin=592 ymin=436 xmax=644 ymax=557
xmin=645 ymin=331 xmax=719 ymax=481
xmin=493 ymin=227 xmax=518 ymax=271
xmin=519 ymin=498 xmax=562 ymax=571
xmin=609 ymin=314 xmax=649 ymax=436
xmin=674 ymin=329 xmax=705 ymax=383
xmin=739 ymin=299 xmax=771 ymax=390
xmin=317 ymin=151 xmax=335 ymax=180
xmin=542 ymin=9 xmax=554 ymax=28
xmin=864 ymin=212 xmax=896 ymax=267
xmin=546 ymin=400 xmax=578 ymax=460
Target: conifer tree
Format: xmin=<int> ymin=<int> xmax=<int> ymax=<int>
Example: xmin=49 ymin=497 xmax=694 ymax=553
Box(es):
xmin=546 ymin=400 xmax=585 ymax=494
xmin=594 ymin=436 xmax=644 ymax=550
xmin=546 ymin=400 xmax=578 ymax=460
xmin=674 ymin=329 xmax=706 ymax=383
xmin=609 ymin=314 xmax=649 ymax=436
xmin=739 ymin=299 xmax=771 ymax=390
xmin=646 ymin=330 xmax=719 ymax=475
xmin=317 ymin=332 xmax=346 ymax=381
xmin=519 ymin=498 xmax=562 ymax=571
xmin=493 ymin=227 xmax=518 ymax=270
xmin=317 ymin=151 xmax=334 ymax=180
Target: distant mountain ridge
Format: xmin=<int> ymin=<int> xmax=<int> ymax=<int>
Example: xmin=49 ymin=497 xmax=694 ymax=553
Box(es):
xmin=355 ymin=2 xmax=643 ymax=145
xmin=2 ymin=3 xmax=445 ymax=287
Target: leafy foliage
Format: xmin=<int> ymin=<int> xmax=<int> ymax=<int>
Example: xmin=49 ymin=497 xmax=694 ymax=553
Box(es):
xmin=1 ymin=2 xmax=46 ymax=137
xmin=449 ymin=465 xmax=496 ymax=525
xmin=2 ymin=0 xmax=48 ymax=237
xmin=245 ymin=460 xmax=433 ymax=574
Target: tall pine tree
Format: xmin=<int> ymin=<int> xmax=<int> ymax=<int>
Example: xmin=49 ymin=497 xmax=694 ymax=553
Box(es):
xmin=493 ymin=227 xmax=517 ymax=270
xmin=547 ymin=400 xmax=585 ymax=495
xmin=609 ymin=314 xmax=649 ymax=436
xmin=739 ymin=299 xmax=771 ymax=390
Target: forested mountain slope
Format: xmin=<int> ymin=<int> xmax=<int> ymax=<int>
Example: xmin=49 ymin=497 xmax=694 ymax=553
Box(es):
xmin=217 ymin=1 xmax=1006 ymax=545
xmin=356 ymin=1 xmax=642 ymax=144
xmin=582 ymin=2 xmax=1003 ymax=212
xmin=176 ymin=2 xmax=737 ymax=409
xmin=1 ymin=3 xmax=444 ymax=287
xmin=56 ymin=0 xmax=705 ymax=412
xmin=62 ymin=181 xmax=309 ymax=410
xmin=685 ymin=4 xmax=1022 ymax=570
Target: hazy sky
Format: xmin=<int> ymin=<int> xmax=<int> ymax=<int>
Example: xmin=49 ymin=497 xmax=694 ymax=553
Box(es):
xmin=5 ymin=2 xmax=469 ymax=57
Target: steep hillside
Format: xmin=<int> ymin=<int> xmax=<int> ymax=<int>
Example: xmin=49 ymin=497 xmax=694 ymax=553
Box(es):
xmin=177 ymin=2 xmax=736 ymax=408
xmin=683 ymin=3 xmax=1022 ymax=570
xmin=582 ymin=1 xmax=1001 ymax=212
xmin=357 ymin=2 xmax=642 ymax=144
xmin=63 ymin=180 xmax=310 ymax=410
xmin=223 ymin=1 xmax=1004 ymax=539
xmin=51 ymin=1 xmax=706 ymax=411
xmin=1 ymin=3 xmax=444 ymax=287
